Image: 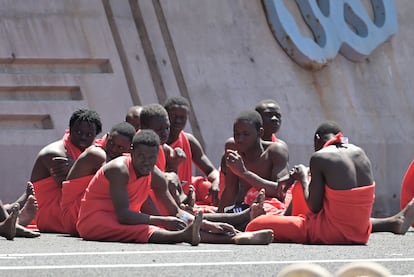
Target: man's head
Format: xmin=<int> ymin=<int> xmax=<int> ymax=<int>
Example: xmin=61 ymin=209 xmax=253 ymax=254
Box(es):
xmin=233 ymin=110 xmax=263 ymax=152
xmin=140 ymin=104 xmax=170 ymax=144
xmin=131 ymin=129 xmax=160 ymax=177
xmin=164 ymin=96 xmax=190 ymax=139
xmin=314 ymin=121 xmax=342 ymax=151
xmin=105 ymin=122 xmax=136 ymax=160
xmin=125 ymin=105 xmax=143 ymax=131
xmin=255 ymin=99 xmax=282 ymax=139
xmin=69 ymin=109 xmax=103 ymax=151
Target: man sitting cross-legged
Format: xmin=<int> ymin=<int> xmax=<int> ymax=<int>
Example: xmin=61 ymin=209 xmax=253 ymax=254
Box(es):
xmin=76 ymin=130 xmax=274 ymax=245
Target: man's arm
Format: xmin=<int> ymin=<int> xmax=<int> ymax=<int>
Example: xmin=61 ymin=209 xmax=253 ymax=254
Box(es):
xmin=186 ymin=133 xmax=220 ymax=204
xmin=217 ymin=167 xmax=239 ymax=213
xmin=107 ymin=160 xmax=186 ymax=230
xmin=306 ymin=154 xmax=326 ymax=213
xmin=225 ymin=149 xmax=285 ymax=199
xmin=66 ymin=147 xmax=106 ymax=180
xmin=30 ymin=141 xmax=73 ymax=187
xmin=163 ymin=144 xmax=186 ymax=173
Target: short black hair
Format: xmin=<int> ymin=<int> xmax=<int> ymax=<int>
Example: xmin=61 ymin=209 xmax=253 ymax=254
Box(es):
xmin=235 ymin=110 xmax=263 ymax=131
xmin=164 ymin=96 xmax=190 ymax=111
xmin=140 ymin=104 xmax=168 ymax=128
xmin=125 ymin=105 xmax=142 ymax=121
xmin=255 ymin=99 xmax=280 ymax=113
xmin=69 ymin=109 xmax=102 ymax=135
xmin=110 ymin=122 xmax=136 ymax=141
xmin=315 ymin=121 xmax=342 ymax=139
xmin=132 ymin=129 xmax=160 ymax=148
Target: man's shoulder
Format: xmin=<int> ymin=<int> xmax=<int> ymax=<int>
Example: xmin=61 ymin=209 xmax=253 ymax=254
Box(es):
xmin=264 ymin=140 xmax=289 ymax=154
xmin=38 ymin=139 xmax=66 ymax=156
xmin=80 ymin=145 xmax=106 ymax=162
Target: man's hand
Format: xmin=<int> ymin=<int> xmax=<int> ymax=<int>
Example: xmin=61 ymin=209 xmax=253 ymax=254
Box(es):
xmin=154 ymin=216 xmax=187 ymax=231
xmin=206 ymin=170 xmax=220 ymax=206
xmin=165 ymin=146 xmax=187 ymax=172
xmin=225 ymin=150 xmax=246 ymax=176
xmin=50 ymin=156 xmax=74 ymax=186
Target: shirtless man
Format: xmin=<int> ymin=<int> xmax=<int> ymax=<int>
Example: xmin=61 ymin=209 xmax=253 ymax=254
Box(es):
xmin=254 ymin=99 xmax=284 ymax=143
xmin=139 ymin=103 xmax=187 ymax=211
xmin=164 ymin=96 xmax=220 ymax=206
xmin=125 ymin=105 xmax=143 ymax=131
xmin=76 ymin=129 xmax=274 ymax=245
xmin=31 ymin=109 xmax=102 ymax=233
xmin=246 ymin=121 xmax=414 ymax=244
xmin=217 ymin=110 xmax=290 ymax=214
xmin=61 ymin=122 xmax=136 ymax=235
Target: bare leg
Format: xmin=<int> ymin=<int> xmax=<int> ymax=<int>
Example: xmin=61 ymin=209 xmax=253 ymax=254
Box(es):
xmin=203 ymin=189 xmax=267 ymax=230
xmin=0 ymin=203 xmax=19 ymax=240
xmin=148 ymin=211 xmax=203 ymax=245
xmin=371 ymin=198 xmax=414 ymax=234
xmin=18 ymin=195 xmax=38 ymax=226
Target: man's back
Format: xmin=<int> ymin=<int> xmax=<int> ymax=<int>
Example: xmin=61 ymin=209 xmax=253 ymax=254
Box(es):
xmin=312 ymin=143 xmax=374 ymax=190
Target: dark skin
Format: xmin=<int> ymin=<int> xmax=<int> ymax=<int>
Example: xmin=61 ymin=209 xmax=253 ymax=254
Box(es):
xmin=141 ymin=115 xmax=186 ymax=173
xmin=291 ymin=134 xmax=374 ymax=213
xmin=166 ymin=104 xmax=220 ymax=204
xmin=107 ymin=143 xmax=237 ymax=237
xmin=66 ymin=131 xmax=132 ymax=180
xmin=255 ymin=102 xmax=282 ymax=141
xmin=30 ymin=121 xmax=98 ymax=187
xmin=125 ymin=106 xmax=143 ymax=131
xmin=218 ymin=119 xmax=289 ymax=213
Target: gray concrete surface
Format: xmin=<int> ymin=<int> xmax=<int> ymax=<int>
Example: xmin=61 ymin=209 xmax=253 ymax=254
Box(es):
xmin=1 ymin=229 xmax=413 ymax=276
xmin=1 ymin=0 xmax=414 ymax=218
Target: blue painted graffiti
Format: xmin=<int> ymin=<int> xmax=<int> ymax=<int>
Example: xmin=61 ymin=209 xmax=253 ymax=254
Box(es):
xmin=263 ymin=0 xmax=398 ymax=70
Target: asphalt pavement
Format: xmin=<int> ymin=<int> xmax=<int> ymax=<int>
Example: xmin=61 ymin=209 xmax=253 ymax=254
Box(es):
xmin=1 ymin=228 xmax=413 ymax=277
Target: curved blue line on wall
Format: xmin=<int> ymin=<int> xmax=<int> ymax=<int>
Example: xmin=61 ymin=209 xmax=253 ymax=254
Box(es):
xmin=263 ymin=0 xmax=398 ymax=70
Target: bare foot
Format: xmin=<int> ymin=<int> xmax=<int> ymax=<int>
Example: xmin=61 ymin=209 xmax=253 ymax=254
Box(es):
xmin=16 ymin=225 xmax=40 ymax=238
xmin=233 ymin=229 xmax=274 ymax=245
xmin=393 ymin=198 xmax=414 ymax=234
xmin=250 ymin=189 xmax=266 ymax=221
xmin=15 ymin=182 xmax=35 ymax=209
xmin=182 ymin=185 xmax=195 ymax=208
xmin=0 ymin=203 xmax=19 ymax=240
xmin=184 ymin=211 xmax=202 ymax=246
xmin=18 ymin=195 xmax=38 ymax=226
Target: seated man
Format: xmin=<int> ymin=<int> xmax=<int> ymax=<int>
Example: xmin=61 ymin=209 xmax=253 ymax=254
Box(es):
xmin=139 ymin=103 xmax=187 ymax=213
xmin=31 ymin=109 xmax=102 ymax=233
xmin=246 ymin=121 xmax=414 ymax=244
xmin=218 ymin=110 xmax=291 ymax=215
xmin=164 ymin=96 xmax=220 ymax=207
xmin=77 ymin=130 xmax=274 ymax=245
xmin=61 ymin=122 xmax=136 ymax=235
xmin=219 ymin=100 xmax=291 ymax=213
xmin=125 ymin=105 xmax=143 ymax=131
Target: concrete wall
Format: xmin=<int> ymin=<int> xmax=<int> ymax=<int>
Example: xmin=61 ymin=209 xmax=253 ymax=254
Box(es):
xmin=0 ymin=0 xmax=413 ymax=216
